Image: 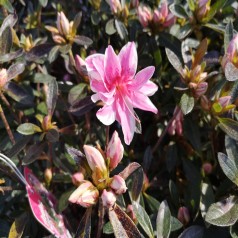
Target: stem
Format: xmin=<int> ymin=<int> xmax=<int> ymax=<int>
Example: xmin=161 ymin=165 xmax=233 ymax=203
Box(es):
xmin=0 ymin=104 xmax=15 ymax=145
xmin=96 ymin=198 xmax=105 ymax=238
xmin=152 ymin=112 xmax=178 ymax=154
xmin=105 ymin=126 xmax=110 ymax=151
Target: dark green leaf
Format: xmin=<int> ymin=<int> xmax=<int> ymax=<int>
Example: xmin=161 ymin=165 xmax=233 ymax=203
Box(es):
xmin=46 ymin=129 xmax=59 ymax=143
xmin=224 ymin=20 xmax=234 ymax=53
xmin=132 ymin=201 xmax=154 ymax=238
xmin=0 ymin=0 xmax=14 ymax=13
xmin=17 ymin=123 xmax=42 ymax=135
xmin=142 ymin=146 xmax=153 ymax=173
xmin=218 ymin=118 xmax=238 ymax=141
xmin=108 ymin=204 xmax=141 ymax=238
xmin=0 ymin=14 xmax=17 ymax=36
xmin=180 ymin=93 xmax=194 ymax=115
xmin=75 ymin=207 xmax=92 ymax=238
xmin=204 ymin=23 xmax=225 ymax=33
xmin=73 ymin=35 xmax=93 ymax=46
xmin=39 ymin=0 xmax=48 ymax=7
xmin=0 ymin=27 xmax=12 ymax=55
xmin=0 ymin=49 xmax=23 ymax=63
xmin=25 ymin=44 xmax=53 ymax=62
xmin=105 ymin=19 xmax=116 ymax=35
xmin=144 ymin=193 xmax=160 ymax=213
xmin=171 ymin=217 xmax=183 ymax=232
xmin=165 ymin=48 xmax=183 ymax=75
xmin=103 ymin=221 xmax=114 ymax=235
xmin=73 ymin=12 xmax=82 ymax=32
xmin=205 ymin=196 xmax=238 ymax=226
xmin=23 ymin=142 xmax=47 ymax=165
xmin=178 ymin=23 xmax=193 ymax=40
xmin=48 ymin=45 xmax=60 ymax=63
xmin=33 ymin=73 xmax=55 ymax=83
xmin=225 ymin=136 xmax=238 ymax=165
xmin=68 ymin=83 xmax=87 ymax=105
xmin=169 ymin=180 xmax=179 ymax=207
xmin=178 ymin=225 xmax=204 ymax=238
xmin=47 ymin=78 xmax=58 ymax=115
xmin=169 ymin=4 xmax=189 ymax=18
xmin=156 ymin=200 xmax=171 ymax=238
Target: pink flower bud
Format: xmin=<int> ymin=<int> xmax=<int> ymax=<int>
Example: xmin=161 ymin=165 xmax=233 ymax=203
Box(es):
xmin=69 ymin=180 xmax=99 ymax=207
xmin=137 ymin=5 xmax=152 ymax=27
xmin=101 ymin=189 xmax=117 ymax=208
xmin=194 ymin=82 xmax=208 ymax=97
xmin=196 ymin=0 xmax=211 ymax=21
xmin=52 ymin=34 xmax=66 ymax=44
xmin=107 ymin=0 xmax=122 ymax=14
xmin=0 ymin=68 xmax=8 ymax=89
xmin=202 ymin=162 xmax=213 ymax=175
xmin=72 ymin=172 xmax=84 ymax=186
xmin=177 ymin=206 xmax=190 ymax=225
xmin=107 ymin=131 xmax=124 ymax=171
xmin=110 ymin=175 xmax=127 ymax=194
xmin=126 ymin=204 xmax=137 ymax=222
xmin=75 ymin=55 xmax=86 ymax=76
xmin=57 ymin=12 xmax=70 ymax=36
xmin=217 ymin=96 xmax=231 ymax=108
xmin=168 ymin=107 xmax=183 ymax=136
xmin=130 ymin=0 xmax=139 ymax=9
xmin=83 ymin=145 xmax=107 ymax=173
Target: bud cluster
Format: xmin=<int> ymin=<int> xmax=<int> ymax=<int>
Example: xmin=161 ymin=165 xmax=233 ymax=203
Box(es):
xmin=69 ymin=131 xmax=127 ymax=209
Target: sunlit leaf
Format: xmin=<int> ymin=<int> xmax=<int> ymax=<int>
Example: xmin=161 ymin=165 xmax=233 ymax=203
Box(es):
xmin=180 ymin=93 xmax=194 ymax=115
xmin=169 ymin=4 xmax=189 ymax=18
xmin=225 ymin=61 xmax=238 ymax=81
xmin=224 ymin=20 xmax=234 ymax=53
xmin=106 ymin=19 xmax=116 ymax=35
xmin=47 ymin=78 xmax=58 ymax=115
xmin=7 ymin=63 xmax=25 ymax=81
xmin=0 ymin=27 xmax=12 ymax=55
xmin=115 ymin=19 xmax=128 ymax=40
xmin=72 ymin=12 xmax=82 ymax=32
xmin=0 ymin=49 xmax=23 ymax=63
xmin=165 ymin=48 xmax=183 ymax=75
xmin=218 ymin=118 xmax=238 ymax=141
xmin=73 ymin=35 xmax=93 ymax=46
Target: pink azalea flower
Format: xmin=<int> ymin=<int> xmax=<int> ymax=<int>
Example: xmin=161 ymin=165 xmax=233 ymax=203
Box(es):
xmin=85 ymin=42 xmax=158 ymax=145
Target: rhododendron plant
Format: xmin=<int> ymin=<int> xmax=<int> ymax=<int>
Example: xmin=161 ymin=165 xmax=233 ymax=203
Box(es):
xmin=85 ymin=42 xmax=158 ymax=145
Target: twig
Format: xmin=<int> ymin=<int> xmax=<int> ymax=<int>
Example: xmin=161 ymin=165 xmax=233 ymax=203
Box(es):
xmin=0 ymin=104 xmax=15 ymax=145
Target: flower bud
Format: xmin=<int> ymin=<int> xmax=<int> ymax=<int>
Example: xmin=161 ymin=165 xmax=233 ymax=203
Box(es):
xmin=107 ymin=131 xmax=124 ymax=171
xmin=72 ymin=172 xmax=84 ymax=186
xmin=83 ymin=145 xmax=107 ymax=173
xmin=0 ymin=68 xmax=8 ymax=89
xmin=168 ymin=107 xmax=183 ymax=136
xmin=194 ymin=82 xmax=208 ymax=97
xmin=52 ymin=34 xmax=66 ymax=44
xmin=110 ymin=175 xmax=127 ymax=194
xmin=130 ymin=0 xmax=139 ymax=9
xmin=107 ymin=0 xmax=122 ymax=14
xmin=69 ymin=180 xmax=99 ymax=207
xmin=202 ymin=162 xmax=213 ymax=175
xmin=126 ymin=204 xmax=137 ymax=222
xmin=196 ymin=0 xmax=211 ymax=21
xmin=75 ymin=55 xmax=86 ymax=76
xmin=227 ymin=34 xmax=238 ymax=68
xmin=101 ymin=189 xmax=116 ymax=208
xmin=200 ymin=95 xmax=211 ymax=111
xmin=138 ymin=5 xmax=152 ymax=28
xmin=177 ymin=206 xmax=190 ymax=225
xmin=57 ymin=12 xmax=70 ymax=36
xmin=44 ymin=168 xmax=53 ymax=185
xmin=217 ymin=96 xmax=231 ymax=108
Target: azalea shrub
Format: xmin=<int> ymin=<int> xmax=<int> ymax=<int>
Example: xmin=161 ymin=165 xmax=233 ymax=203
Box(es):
xmin=2 ymin=0 xmax=238 ymax=237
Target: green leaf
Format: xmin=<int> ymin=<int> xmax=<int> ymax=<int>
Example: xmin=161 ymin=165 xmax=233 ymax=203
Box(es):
xmin=203 ymin=0 xmax=228 ymax=22
xmin=200 ymin=182 xmax=215 ymax=218
xmin=33 ymin=73 xmax=55 ymax=83
xmin=156 ymin=200 xmax=171 ymax=238
xmin=169 ymin=180 xmax=179 ymax=207
xmin=165 ymin=48 xmax=183 ymax=75
xmin=143 ymin=193 xmax=160 ymax=214
xmin=230 ymin=222 xmax=238 ymax=238
xmin=108 ymin=204 xmax=141 ymax=238
xmin=0 ymin=49 xmax=23 ymax=63
xmin=8 ymin=212 xmax=29 ymax=238
xmin=103 ymin=222 xmax=114 ymax=235
xmin=48 ymin=45 xmax=60 ymax=63
xmin=180 ymin=93 xmax=194 ymax=115
xmin=205 ymin=196 xmax=238 ymax=226
xmin=68 ymin=83 xmax=87 ymax=105
xmin=224 ymin=20 xmax=234 ymax=53
xmin=178 ymin=225 xmax=204 ymax=238
xmin=47 ymin=78 xmax=58 ymax=115
xmin=75 ymin=207 xmax=92 ymax=238
xmin=218 ymin=118 xmax=238 ymax=141
xmin=132 ymin=201 xmax=154 ymax=238
xmin=225 ymin=136 xmax=238 ymax=165
xmin=46 ymin=129 xmax=59 ymax=143
xmin=105 ymin=19 xmax=116 ymax=35
xmin=73 ymin=35 xmax=93 ymax=46
xmin=169 ymin=4 xmax=189 ymax=19
xmin=187 ymin=0 xmax=195 ymax=11
xmin=171 ymin=217 xmax=183 ymax=232
xmin=178 ymin=23 xmax=193 ymax=40
xmin=72 ymin=12 xmax=82 ymax=32
xmin=25 ymin=44 xmax=53 ymax=62
xmin=218 ymin=152 xmax=238 ymax=185
xmin=0 ymin=14 xmax=17 ymax=36
xmin=17 ymin=123 xmax=42 ymax=135
xmin=7 ymin=63 xmax=25 ymax=81
xmin=204 ymin=23 xmax=225 ymax=33
xmin=0 ymin=0 xmax=14 ymax=13
xmin=225 ymin=61 xmax=238 ymax=81
xmin=0 ymin=27 xmax=12 ymax=55
xmin=39 ymin=0 xmax=48 ymax=7
xmin=115 ymin=19 xmax=128 ymax=40
xmin=23 ymin=142 xmax=47 ymax=165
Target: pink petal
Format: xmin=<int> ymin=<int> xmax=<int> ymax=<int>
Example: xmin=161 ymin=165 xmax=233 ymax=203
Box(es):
xmin=96 ymin=105 xmax=116 ymax=125
xmin=131 ymin=92 xmax=158 ymax=114
xmin=160 ymin=2 xmax=168 ymax=17
xmin=164 ymin=14 xmax=176 ymax=27
xmin=115 ymin=96 xmax=135 ymax=145
xmin=85 ymin=54 xmax=104 ymax=72
xmin=118 ymin=42 xmax=138 ymax=79
xmin=91 ymin=93 xmax=100 ymax=103
xmin=138 ymin=81 xmax=158 ymax=96
xmin=131 ymin=66 xmax=155 ymax=90
xmin=104 ymin=46 xmax=121 ymax=87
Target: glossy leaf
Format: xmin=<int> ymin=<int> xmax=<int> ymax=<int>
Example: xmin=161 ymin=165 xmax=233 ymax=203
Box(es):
xmin=218 ymin=118 xmax=238 ymax=141
xmin=165 ymin=48 xmax=183 ymax=75
xmin=156 ymin=200 xmax=171 ymax=238
xmin=108 ymin=204 xmax=141 ymax=238
xmin=17 ymin=123 xmax=42 ymax=135
xmin=7 ymin=63 xmax=25 ymax=81
xmin=169 ymin=4 xmax=189 ymax=19
xmin=205 ymin=196 xmax=238 ymax=226
xmin=46 ymin=129 xmax=59 ymax=143
xmin=0 ymin=14 xmax=17 ymax=36
xmin=180 ymin=93 xmax=194 ymax=115
xmin=73 ymin=35 xmax=93 ymax=46
xmin=103 ymin=222 xmax=114 ymax=235
xmin=0 ymin=0 xmax=14 ymax=13
xmin=144 ymin=193 xmax=160 ymax=214
xmin=39 ymin=0 xmax=48 ymax=7
xmin=171 ymin=217 xmax=183 ymax=232
xmin=115 ymin=19 xmax=128 ymax=40
xmin=68 ymin=83 xmax=87 ymax=105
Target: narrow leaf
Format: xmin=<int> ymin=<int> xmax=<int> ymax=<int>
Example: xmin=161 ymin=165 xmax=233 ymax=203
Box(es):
xmin=72 ymin=12 xmax=82 ymax=32
xmin=47 ymin=78 xmax=58 ymax=115
xmin=165 ymin=48 xmax=183 ymax=75
xmin=119 ymin=162 xmax=141 ymax=180
xmin=218 ymin=118 xmax=238 ymax=141
xmin=73 ymin=35 xmax=93 ymax=46
xmin=224 ymin=20 xmax=234 ymax=53
xmin=115 ymin=19 xmax=128 ymax=40
xmin=0 ymin=27 xmax=12 ymax=55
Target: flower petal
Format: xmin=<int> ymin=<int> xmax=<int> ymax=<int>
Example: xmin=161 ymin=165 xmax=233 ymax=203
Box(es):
xmin=116 ymin=96 xmax=135 ymax=145
xmin=104 ymin=46 xmax=121 ymax=87
xmin=131 ymin=66 xmax=155 ymax=90
xmin=96 ymin=105 xmax=116 ymax=125
xmin=118 ymin=42 xmax=138 ymax=79
xmin=138 ymin=81 xmax=158 ymax=96
xmin=131 ymin=92 xmax=158 ymax=114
